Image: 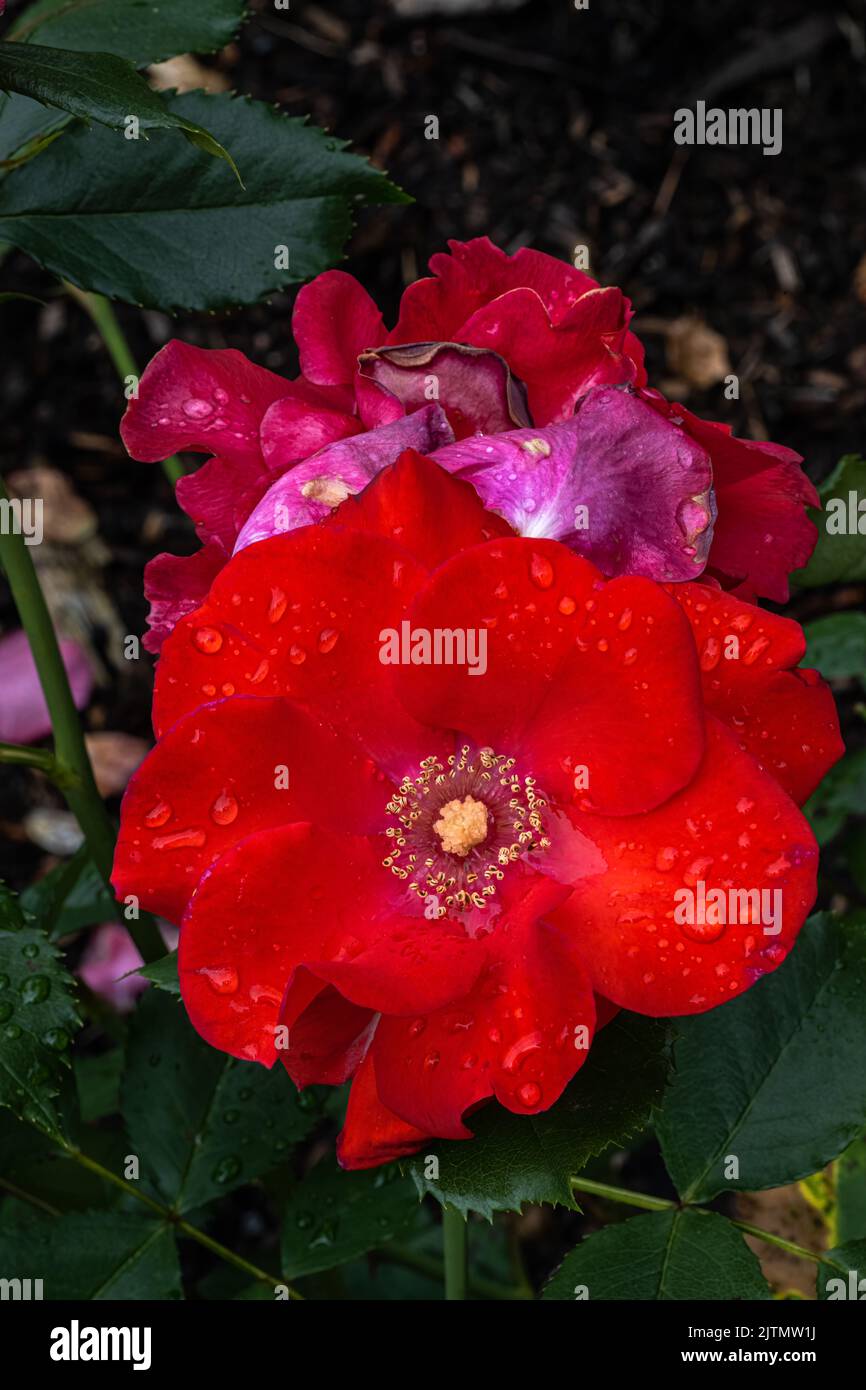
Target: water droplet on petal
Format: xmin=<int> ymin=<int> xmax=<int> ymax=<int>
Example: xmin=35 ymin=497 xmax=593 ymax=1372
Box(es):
xmin=183 ymin=397 xmax=214 ymax=420
xmin=152 ymin=828 xmax=206 ymax=851
xmin=193 ymin=626 xmax=223 ymax=655
xmin=518 ymin=1081 xmax=542 ymax=1107
xmin=529 ymin=552 xmax=554 ymax=589
xmin=289 ymin=645 xmax=307 ymax=665
xmin=268 ymin=588 xmax=288 ymax=623
xmin=144 ymin=800 xmax=172 ymax=829
xmin=317 ymin=628 xmax=339 ymax=654
xmin=210 ymin=791 xmax=238 ymax=826
xmin=199 ymin=965 xmax=239 ymax=995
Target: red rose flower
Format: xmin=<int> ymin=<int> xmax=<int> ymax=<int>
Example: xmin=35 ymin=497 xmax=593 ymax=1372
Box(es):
xmin=122 ymin=239 xmax=818 ymax=651
xmin=113 ymin=454 xmax=841 ymax=1168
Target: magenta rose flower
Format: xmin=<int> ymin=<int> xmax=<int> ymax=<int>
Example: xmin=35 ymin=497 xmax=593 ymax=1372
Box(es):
xmin=121 ymin=238 xmax=817 ymax=650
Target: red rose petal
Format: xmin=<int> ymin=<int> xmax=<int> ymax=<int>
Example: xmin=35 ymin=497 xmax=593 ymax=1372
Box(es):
xmin=152 ymin=522 xmax=443 ymax=778
xmin=397 ymin=536 xmax=705 ymax=815
xmin=669 ymin=581 xmax=843 ymax=803
xmin=121 ymin=340 xmax=290 ymax=465
xmin=178 ymin=826 xmax=485 ymax=1065
xmin=550 ymin=718 xmax=818 ymax=1017
xmin=373 ymin=905 xmax=596 ymax=1138
xmin=338 ymin=1050 xmax=430 ymax=1170
xmin=113 ymin=696 xmax=391 ymax=925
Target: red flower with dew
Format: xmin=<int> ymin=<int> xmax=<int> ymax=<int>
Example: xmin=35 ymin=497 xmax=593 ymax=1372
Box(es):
xmin=113 ymin=454 xmax=842 ymax=1168
xmin=122 ymin=239 xmax=817 ymax=651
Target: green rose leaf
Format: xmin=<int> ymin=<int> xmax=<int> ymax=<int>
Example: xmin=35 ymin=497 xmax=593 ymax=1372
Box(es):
xmin=0 ymin=1204 xmax=182 ymax=1299
xmin=121 ymin=990 xmax=316 ymax=1211
xmin=407 ymin=1014 xmax=670 ymax=1220
xmin=818 ymin=1241 xmax=866 ymax=1300
xmin=794 ymin=455 xmax=866 ymax=588
xmin=542 ymin=1209 xmax=771 ymax=1301
xmin=0 ymin=885 xmax=81 ymax=1138
xmin=805 ymin=749 xmax=866 ymax=846
xmin=0 ymin=42 xmax=238 ymax=174
xmin=136 ymin=950 xmax=180 ymax=996
xmin=281 ymin=1161 xmax=420 ymax=1278
xmin=803 ymin=612 xmax=866 ymax=686
xmin=0 ymin=90 xmax=409 ymax=310
xmin=7 ymin=0 xmax=248 ymax=65
xmin=658 ymin=913 xmax=866 ymax=1202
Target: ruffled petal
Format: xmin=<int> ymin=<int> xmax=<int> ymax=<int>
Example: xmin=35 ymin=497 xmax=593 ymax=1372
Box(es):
xmin=112 ymin=696 xmax=391 ymax=925
xmin=668 ymin=581 xmax=844 ymax=803
xmin=142 ymin=543 xmax=227 ymax=654
xmin=234 ymin=410 xmax=455 ymax=552
xmin=259 ymin=395 xmax=361 ymax=472
xmin=279 ymin=974 xmax=376 ymax=1088
xmin=357 ymin=342 xmax=530 ymax=438
xmin=293 ymin=269 xmax=386 ymax=386
xmin=458 ymin=285 xmax=638 ymax=424
xmin=120 ymin=341 xmax=290 ymax=465
xmin=549 ymin=719 xmax=818 ymax=1016
xmin=641 ymin=393 xmax=819 ymax=601
xmin=432 ymin=386 xmax=715 ymax=579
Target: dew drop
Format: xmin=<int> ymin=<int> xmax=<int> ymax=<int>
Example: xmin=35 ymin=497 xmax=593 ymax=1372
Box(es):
xmin=268 ymin=588 xmax=288 ymax=623
xmin=289 ymin=645 xmax=307 ymax=665
xmin=182 ymin=397 xmax=214 ymax=420
xmin=424 ymin=1051 xmax=440 ymax=1069
xmin=518 ymin=1081 xmax=542 ymax=1107
xmin=212 ymin=1155 xmax=241 ymax=1185
xmin=193 ymin=626 xmax=223 ymax=655
xmin=529 ymin=552 xmax=554 ymax=589
xmin=210 ymin=791 xmax=239 ymax=826
xmin=679 ymin=919 xmax=726 ymax=944
xmin=558 ymin=595 xmax=576 ymax=615
xmin=199 ymin=965 xmax=239 ymax=995
xmin=317 ymin=628 xmax=339 ymax=654
xmin=20 ymin=975 xmax=49 ymax=1005
xmin=655 ymin=846 xmax=678 ymax=872
xmin=152 ymin=828 xmax=206 ymax=851
xmin=144 ymin=800 xmax=172 ymax=829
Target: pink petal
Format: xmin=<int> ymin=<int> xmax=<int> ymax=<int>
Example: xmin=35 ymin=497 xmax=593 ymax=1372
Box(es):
xmin=234 ymin=404 xmax=454 ymax=550
xmin=121 ymin=341 xmax=291 ymax=465
xmin=0 ymin=629 xmax=92 ymax=743
xmin=293 ymin=269 xmax=386 ymax=386
xmin=357 ymin=342 xmax=530 ymax=438
xmin=142 ymin=542 xmax=227 ymax=654
xmin=432 ymin=386 xmax=715 ymax=581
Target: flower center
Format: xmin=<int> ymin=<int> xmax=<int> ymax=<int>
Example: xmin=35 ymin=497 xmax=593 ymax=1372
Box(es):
xmin=434 ymin=796 xmax=489 ymax=857
xmin=383 ymin=745 xmax=549 ymax=915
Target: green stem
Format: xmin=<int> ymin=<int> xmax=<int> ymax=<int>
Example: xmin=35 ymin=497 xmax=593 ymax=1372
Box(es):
xmin=570 ymin=1176 xmax=676 ymax=1212
xmin=381 ymin=1243 xmax=530 ymax=1301
xmin=63 ymin=285 xmax=186 ymax=486
xmin=728 ymin=1218 xmax=824 ymax=1266
xmin=0 ymin=485 xmax=162 ymax=961
xmin=61 ymin=1144 xmax=302 ymax=1298
xmin=442 ymin=1205 xmax=468 ymax=1301
xmin=569 ymin=1175 xmax=827 ymax=1267
xmin=0 ymin=741 xmax=62 ymax=778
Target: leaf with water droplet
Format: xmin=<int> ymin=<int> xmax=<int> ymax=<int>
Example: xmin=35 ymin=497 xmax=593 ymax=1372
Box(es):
xmin=0 ymin=886 xmax=80 ymax=1139
xmin=281 ymin=1161 xmax=420 ymax=1278
xmin=122 ymin=991 xmax=316 ymax=1211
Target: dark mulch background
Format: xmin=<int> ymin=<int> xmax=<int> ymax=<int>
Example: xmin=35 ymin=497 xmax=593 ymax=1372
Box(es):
xmin=1 ymin=0 xmax=864 ymax=1296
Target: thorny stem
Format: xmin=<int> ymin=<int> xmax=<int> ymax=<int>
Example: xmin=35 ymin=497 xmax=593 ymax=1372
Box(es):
xmin=63 ymin=284 xmax=186 ymax=486
xmin=0 ymin=482 xmax=163 ymax=960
